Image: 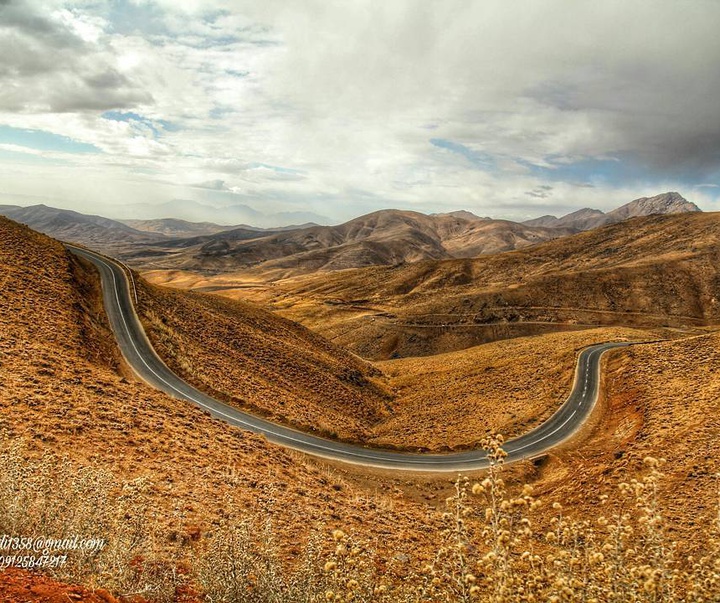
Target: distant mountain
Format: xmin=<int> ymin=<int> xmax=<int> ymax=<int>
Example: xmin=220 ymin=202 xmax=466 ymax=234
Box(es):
xmin=2 ymin=191 xmax=701 ymax=278
xmin=433 ymin=210 xmax=489 ymax=221
xmin=0 ymin=204 xmax=164 ymax=248
xmin=127 ymin=209 xmax=574 ymax=275
xmin=522 ymin=192 xmax=700 ymax=231
xmin=121 ymin=218 xmax=323 ymax=239
xmin=262 ymin=210 xmax=720 ymax=359
xmin=108 ymin=199 xmax=332 ymax=228
xmin=524 ymin=208 xmax=607 ymax=230
xmin=521 ymin=214 xmax=559 ymax=228
xmin=121 ymin=218 xmax=236 ymax=238
xmin=606 ymin=191 xmax=699 ymax=221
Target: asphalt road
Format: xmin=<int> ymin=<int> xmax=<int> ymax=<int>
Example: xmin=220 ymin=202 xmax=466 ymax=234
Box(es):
xmin=67 ymin=243 xmax=631 ymax=472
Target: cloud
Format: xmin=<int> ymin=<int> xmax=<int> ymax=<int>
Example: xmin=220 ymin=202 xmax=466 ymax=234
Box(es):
xmin=194 ymin=179 xmax=231 ymax=191
xmin=0 ymin=0 xmax=719 ymax=224
xmin=0 ymin=0 xmax=152 ymax=112
xmin=525 ymin=185 xmax=554 ymax=199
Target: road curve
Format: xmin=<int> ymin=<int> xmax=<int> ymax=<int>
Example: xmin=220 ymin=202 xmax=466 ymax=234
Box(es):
xmin=67 ymin=243 xmax=631 ymax=472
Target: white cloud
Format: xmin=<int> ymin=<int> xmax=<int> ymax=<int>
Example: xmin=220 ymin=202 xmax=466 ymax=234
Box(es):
xmin=0 ymin=0 xmax=719 ymax=224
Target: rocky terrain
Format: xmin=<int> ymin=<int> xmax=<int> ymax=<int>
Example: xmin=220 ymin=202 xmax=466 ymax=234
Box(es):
xmin=523 ymin=191 xmax=699 ymax=230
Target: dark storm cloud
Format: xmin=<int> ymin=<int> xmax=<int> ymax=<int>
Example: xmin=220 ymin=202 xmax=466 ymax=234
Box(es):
xmin=0 ymin=0 xmax=152 ymax=113
xmin=524 ymin=10 xmax=720 ymax=181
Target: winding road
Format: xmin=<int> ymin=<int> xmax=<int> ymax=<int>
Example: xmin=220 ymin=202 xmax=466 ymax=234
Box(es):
xmin=67 ymin=244 xmax=630 ymax=472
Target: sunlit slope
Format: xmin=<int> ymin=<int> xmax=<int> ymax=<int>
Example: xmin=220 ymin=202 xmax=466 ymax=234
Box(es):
xmin=224 ymin=212 xmax=720 ymax=358
xmin=0 ymin=216 xmax=434 ymax=554
xmin=135 ymin=278 xmax=394 ymax=442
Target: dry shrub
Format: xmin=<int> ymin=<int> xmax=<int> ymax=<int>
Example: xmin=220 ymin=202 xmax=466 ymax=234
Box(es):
xmin=0 ymin=438 xmax=188 ymax=601
xmin=2 ymin=434 xmax=720 ymax=602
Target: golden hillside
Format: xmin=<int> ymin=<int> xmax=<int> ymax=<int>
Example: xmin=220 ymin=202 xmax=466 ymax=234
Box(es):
xmin=191 ymin=211 xmax=720 ymax=359
xmin=3 ymin=215 xmax=720 ymax=601
xmin=0 ymin=216 xmax=443 ymax=575
xmin=136 ymin=279 xmax=394 ymax=442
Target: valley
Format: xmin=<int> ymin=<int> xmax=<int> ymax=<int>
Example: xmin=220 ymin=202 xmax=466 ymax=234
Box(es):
xmin=2 ymin=197 xmax=720 ymax=600
xmin=2 ymin=1 xmax=719 ymax=599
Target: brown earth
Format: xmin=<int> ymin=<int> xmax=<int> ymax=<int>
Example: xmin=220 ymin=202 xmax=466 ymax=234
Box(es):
xmin=169 ymin=211 xmax=720 ymax=359
xmin=369 ymin=327 xmax=667 ymax=451
xmin=3 ymin=214 xmax=720 ymax=599
xmin=0 ymin=569 xmax=126 ymax=603
xmin=0 ymin=216 xmax=445 ymax=584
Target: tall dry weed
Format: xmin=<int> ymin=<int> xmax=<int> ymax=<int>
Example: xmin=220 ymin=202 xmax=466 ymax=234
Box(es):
xmin=1 ymin=434 xmax=720 ymax=602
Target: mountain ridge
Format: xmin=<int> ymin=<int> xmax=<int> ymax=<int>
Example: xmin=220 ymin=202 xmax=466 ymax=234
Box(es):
xmin=522 ymin=192 xmax=699 ymax=231
xmin=0 ymin=191 xmax=701 ymax=276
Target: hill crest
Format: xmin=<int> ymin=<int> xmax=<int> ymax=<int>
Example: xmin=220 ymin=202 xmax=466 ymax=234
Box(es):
xmin=523 ymin=192 xmax=699 ymax=231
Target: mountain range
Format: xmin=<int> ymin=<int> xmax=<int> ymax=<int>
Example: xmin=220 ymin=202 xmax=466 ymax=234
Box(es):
xmin=522 ymin=191 xmax=698 ymax=230
xmin=0 ymin=192 xmax=700 ymax=275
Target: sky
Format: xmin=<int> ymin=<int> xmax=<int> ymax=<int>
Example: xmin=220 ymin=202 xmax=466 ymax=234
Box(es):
xmin=1 ymin=0 xmax=719 ymax=226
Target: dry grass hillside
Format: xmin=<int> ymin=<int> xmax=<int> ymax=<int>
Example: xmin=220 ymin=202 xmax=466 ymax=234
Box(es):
xmin=3 ymin=215 xmax=720 ymax=601
xmin=529 ymin=330 xmax=720 ymax=548
xmin=369 ymin=327 xmax=666 ymax=451
xmin=135 ymin=276 xmax=664 ymax=450
xmin=135 ymin=279 xmax=394 ymax=442
xmin=0 ymin=216 xmax=446 ymax=593
xmin=188 ymin=212 xmax=720 ymax=359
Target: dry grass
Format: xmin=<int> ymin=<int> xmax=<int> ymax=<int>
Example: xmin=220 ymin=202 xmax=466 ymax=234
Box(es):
xmin=135 ymin=278 xmax=394 ymax=442
xmin=174 ymin=212 xmax=720 ymax=359
xmin=0 ymin=216 xmax=441 ymax=570
xmin=527 ymin=331 xmax=720 ymax=549
xmin=370 ymin=327 xmax=658 ymax=451
xmin=136 ymin=271 xmax=667 ymax=452
xmin=1 ymin=435 xmax=719 ymax=602
xmin=3 ymin=215 xmax=720 ymax=601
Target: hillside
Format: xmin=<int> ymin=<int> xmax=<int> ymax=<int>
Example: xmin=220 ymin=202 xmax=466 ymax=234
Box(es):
xmin=523 ymin=191 xmax=700 ymax=230
xmin=196 ymin=211 xmax=720 ymax=359
xmin=135 ymin=278 xmax=394 ymax=442
xmin=129 ymin=209 xmax=573 ymax=276
xmin=134 ymin=269 xmax=662 ymax=451
xmin=533 ymin=330 xmax=720 ymax=547
xmin=121 ymin=217 xmax=237 ymax=238
xmin=4 ymin=215 xmax=720 ymax=599
xmin=0 ymin=203 xmax=165 ymax=253
xmin=0 ymin=216 xmax=448 ymax=590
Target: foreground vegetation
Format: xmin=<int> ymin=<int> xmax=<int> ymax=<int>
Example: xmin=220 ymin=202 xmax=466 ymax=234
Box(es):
xmin=1 ymin=435 xmax=718 ymax=603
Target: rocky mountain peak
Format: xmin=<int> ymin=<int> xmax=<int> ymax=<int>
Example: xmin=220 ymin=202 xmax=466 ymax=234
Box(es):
xmin=608 ymin=192 xmax=700 ymax=221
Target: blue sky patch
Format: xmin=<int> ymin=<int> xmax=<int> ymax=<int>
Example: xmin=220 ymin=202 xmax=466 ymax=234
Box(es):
xmin=522 ymin=155 xmax=637 ymax=186
xmin=102 ymin=111 xmax=180 ymax=135
xmin=430 ymin=138 xmax=496 ymax=169
xmin=0 ymin=126 xmax=100 ymax=154
xmin=520 ymin=153 xmax=713 ymax=190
